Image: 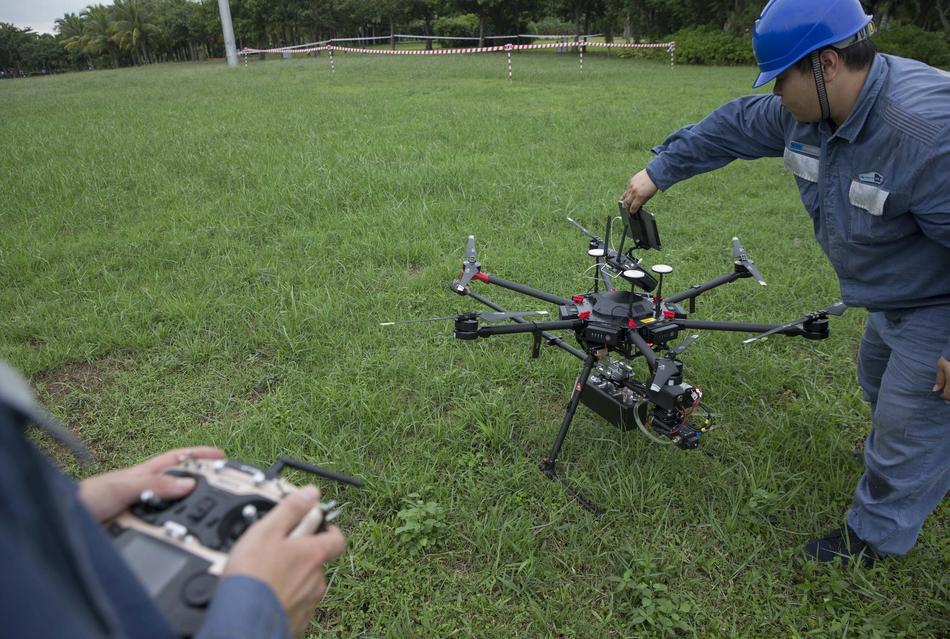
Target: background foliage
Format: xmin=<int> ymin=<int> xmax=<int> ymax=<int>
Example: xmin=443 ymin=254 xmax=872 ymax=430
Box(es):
xmin=2 ymin=0 xmax=949 ymax=76
xmin=1 ymin=53 xmax=947 ymax=637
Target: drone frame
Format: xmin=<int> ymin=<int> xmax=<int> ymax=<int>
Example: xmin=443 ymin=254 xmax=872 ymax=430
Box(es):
xmin=447 ymin=205 xmax=845 ymax=496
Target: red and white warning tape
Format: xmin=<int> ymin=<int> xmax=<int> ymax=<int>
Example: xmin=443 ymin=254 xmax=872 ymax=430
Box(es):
xmin=239 ymin=40 xmax=677 ymax=68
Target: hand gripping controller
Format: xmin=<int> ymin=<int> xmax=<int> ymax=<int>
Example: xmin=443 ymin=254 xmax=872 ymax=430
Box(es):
xmin=108 ymin=455 xmax=363 ymax=638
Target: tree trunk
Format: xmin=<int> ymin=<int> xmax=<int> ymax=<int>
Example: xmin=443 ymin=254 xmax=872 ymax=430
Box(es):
xmin=723 ymin=0 xmax=744 ymax=33
xmin=937 ymin=0 xmax=950 ymax=41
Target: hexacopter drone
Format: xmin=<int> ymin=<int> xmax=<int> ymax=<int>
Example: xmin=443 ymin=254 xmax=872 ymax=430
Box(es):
xmin=385 ymin=202 xmax=845 ymax=504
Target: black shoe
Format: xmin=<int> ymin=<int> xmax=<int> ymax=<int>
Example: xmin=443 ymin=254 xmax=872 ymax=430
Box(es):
xmin=803 ymin=526 xmax=883 ymax=567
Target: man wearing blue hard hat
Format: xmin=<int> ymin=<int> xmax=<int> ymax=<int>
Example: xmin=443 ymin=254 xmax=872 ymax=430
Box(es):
xmin=622 ymin=0 xmax=949 ymax=567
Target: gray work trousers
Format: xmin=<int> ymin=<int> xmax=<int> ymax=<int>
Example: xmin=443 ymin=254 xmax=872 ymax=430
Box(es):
xmin=847 ymin=305 xmax=950 ymax=556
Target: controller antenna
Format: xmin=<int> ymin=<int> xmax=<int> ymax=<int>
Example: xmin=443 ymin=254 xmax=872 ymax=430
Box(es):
xmin=266 ymin=456 xmax=364 ymax=487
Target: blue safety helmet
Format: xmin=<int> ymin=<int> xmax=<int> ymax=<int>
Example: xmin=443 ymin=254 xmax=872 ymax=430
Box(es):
xmin=752 ymin=0 xmax=874 ymax=88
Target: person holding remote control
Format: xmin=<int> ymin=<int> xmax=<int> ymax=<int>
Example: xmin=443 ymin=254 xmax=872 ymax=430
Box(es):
xmin=0 ymin=360 xmax=346 ymax=639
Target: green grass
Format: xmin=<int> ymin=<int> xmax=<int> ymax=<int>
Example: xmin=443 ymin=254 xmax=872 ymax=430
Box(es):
xmin=2 ymin=53 xmax=947 ymax=638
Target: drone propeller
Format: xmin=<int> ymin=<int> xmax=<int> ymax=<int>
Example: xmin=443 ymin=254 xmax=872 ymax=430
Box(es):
xmin=649 ymin=335 xmax=699 ymax=392
xmin=742 ymin=302 xmax=847 ymax=344
xmin=732 ymin=237 xmax=766 ymax=286
xmin=380 ymin=310 xmax=548 ymax=326
xmin=453 ymin=235 xmax=481 ymax=293
xmin=668 ymin=333 xmax=700 ymax=357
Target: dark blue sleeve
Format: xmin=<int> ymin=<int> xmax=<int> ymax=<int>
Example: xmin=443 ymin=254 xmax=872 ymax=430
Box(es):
xmin=1 ymin=402 xmax=175 ymax=639
xmin=1 ymin=394 xmax=290 ymax=639
xmin=195 ymin=576 xmax=291 ymax=639
xmin=646 ymin=94 xmax=788 ymax=191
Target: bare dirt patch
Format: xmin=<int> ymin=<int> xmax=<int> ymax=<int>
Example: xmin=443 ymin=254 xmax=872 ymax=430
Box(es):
xmin=32 ymin=356 xmax=129 ymax=464
xmin=36 ymin=359 xmax=114 ymax=406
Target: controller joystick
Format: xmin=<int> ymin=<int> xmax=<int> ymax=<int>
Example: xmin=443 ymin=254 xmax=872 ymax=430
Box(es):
xmin=217 ymin=499 xmax=275 ymax=550
xmin=108 ymin=456 xmax=362 ymax=638
xmin=130 ymin=488 xmax=180 ymax=523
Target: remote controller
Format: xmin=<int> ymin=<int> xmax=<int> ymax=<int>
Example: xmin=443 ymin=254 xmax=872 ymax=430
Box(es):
xmin=108 ymin=455 xmax=362 ymax=638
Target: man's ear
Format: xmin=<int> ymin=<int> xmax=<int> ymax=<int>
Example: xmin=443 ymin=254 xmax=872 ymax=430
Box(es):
xmin=820 ymin=49 xmax=842 ymax=82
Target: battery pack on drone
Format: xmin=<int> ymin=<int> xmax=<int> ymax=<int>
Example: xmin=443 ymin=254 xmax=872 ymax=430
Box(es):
xmin=582 ymin=323 xmax=625 ymax=346
xmin=640 ymin=321 xmax=680 ymax=344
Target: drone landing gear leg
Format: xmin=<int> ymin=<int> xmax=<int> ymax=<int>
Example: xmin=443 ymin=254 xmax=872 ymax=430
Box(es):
xmin=539 ymin=350 xmax=600 ymax=513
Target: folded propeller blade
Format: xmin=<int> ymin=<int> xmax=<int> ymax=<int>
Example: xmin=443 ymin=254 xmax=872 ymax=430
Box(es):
xmin=650 ymin=359 xmax=678 ymax=392
xmin=822 ymin=301 xmax=848 ymax=317
xmin=465 ymin=235 xmax=477 ymax=261
xmin=742 ymin=302 xmax=848 ymax=344
xmin=648 ymin=335 xmax=698 ymax=392
xmin=479 ymin=310 xmax=549 ymax=322
xmin=454 ymin=235 xmax=481 ymax=292
xmin=381 ymin=310 xmax=547 ymax=327
xmin=668 ymin=334 xmax=699 ymax=357
xmin=380 ymin=315 xmax=462 ymax=326
xmin=732 ymin=237 xmax=766 ymax=286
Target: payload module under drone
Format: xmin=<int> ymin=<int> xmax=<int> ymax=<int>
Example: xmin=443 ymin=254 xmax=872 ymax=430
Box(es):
xmin=385 ymin=202 xmax=845 ymax=500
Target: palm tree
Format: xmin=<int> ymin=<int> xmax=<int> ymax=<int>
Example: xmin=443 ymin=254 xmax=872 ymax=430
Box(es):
xmin=110 ymin=0 xmax=158 ymax=64
xmin=81 ymin=4 xmax=120 ymax=68
xmin=55 ymin=12 xmax=89 ymax=68
xmin=55 ymin=12 xmax=84 ymax=52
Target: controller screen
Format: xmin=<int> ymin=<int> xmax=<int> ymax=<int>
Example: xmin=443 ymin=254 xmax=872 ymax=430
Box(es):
xmin=118 ymin=532 xmax=190 ymax=597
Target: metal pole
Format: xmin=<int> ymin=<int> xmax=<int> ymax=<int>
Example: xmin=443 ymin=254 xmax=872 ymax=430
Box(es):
xmin=216 ymin=0 xmax=239 ymax=67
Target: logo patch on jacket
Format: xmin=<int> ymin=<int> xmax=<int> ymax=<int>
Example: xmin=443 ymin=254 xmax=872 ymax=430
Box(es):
xmin=858 ymin=171 xmax=884 ymax=185
xmin=788 ymin=141 xmax=820 ymax=157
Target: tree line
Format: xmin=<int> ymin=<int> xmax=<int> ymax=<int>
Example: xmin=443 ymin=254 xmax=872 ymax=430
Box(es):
xmin=1 ymin=0 xmax=947 ymax=77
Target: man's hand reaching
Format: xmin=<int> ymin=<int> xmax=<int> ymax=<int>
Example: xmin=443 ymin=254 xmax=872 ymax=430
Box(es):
xmin=621 ymin=168 xmax=659 ymax=213
xmin=935 ymin=356 xmax=950 ymax=401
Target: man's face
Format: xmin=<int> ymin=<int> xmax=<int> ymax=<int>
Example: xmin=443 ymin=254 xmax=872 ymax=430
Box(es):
xmin=773 ymin=66 xmax=820 ymax=122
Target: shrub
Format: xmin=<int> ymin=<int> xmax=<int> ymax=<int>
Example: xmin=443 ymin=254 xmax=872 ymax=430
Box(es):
xmin=611 ymin=41 xmax=675 ymax=63
xmin=395 ymin=494 xmax=446 ymax=554
xmin=874 ymin=24 xmax=950 ymax=68
xmin=434 ymin=13 xmax=479 ymax=48
xmin=666 ymin=26 xmax=756 ymax=66
xmin=527 ymin=16 xmax=576 ymax=37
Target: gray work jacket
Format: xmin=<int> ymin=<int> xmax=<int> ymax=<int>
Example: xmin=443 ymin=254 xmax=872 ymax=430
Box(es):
xmin=645 ymin=53 xmax=950 ymax=359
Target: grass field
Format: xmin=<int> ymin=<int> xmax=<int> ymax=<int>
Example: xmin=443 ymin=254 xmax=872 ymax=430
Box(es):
xmin=1 ymin=51 xmax=947 ymax=638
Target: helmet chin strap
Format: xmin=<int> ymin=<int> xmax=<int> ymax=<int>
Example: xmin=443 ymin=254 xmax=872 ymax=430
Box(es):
xmin=810 ymin=50 xmax=832 ymax=123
